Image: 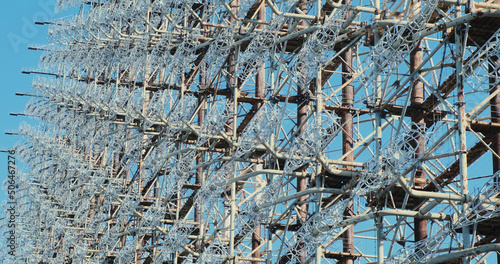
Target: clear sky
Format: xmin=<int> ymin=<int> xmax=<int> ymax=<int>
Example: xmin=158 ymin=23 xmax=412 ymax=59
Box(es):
xmin=0 ymin=0 xmax=62 ymax=202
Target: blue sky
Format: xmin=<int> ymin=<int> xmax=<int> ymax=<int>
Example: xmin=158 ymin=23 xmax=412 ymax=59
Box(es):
xmin=0 ymin=0 xmax=61 ymax=201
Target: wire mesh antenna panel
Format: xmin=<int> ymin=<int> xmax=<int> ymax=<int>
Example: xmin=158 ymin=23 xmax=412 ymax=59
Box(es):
xmin=3 ymin=0 xmax=500 ymax=263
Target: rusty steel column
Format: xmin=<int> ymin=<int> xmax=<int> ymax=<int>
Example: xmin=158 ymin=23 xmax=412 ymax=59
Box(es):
xmin=455 ymin=24 xmax=471 ymax=264
xmin=410 ymin=39 xmax=427 ymax=242
xmin=251 ymin=5 xmax=266 ymax=264
xmin=224 ymin=0 xmax=237 ymax=232
xmin=226 ymin=46 xmax=236 ymax=137
xmin=491 ymin=71 xmax=500 ymax=173
xmin=195 ymin=66 xmax=207 ymax=252
xmin=489 ymin=52 xmax=500 ymax=264
xmin=297 ymin=1 xmax=309 ymax=263
xmin=340 ymin=6 xmax=355 ymax=262
xmin=227 ymin=3 xmax=239 ymax=263
xmin=490 ymin=10 xmax=500 ymax=175
xmin=490 ymin=2 xmax=500 ymax=264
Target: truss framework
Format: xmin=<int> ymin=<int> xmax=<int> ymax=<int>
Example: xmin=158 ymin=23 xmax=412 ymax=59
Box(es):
xmin=3 ymin=0 xmax=500 ymax=263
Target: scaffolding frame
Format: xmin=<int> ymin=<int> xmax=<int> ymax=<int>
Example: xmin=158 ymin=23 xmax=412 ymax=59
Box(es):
xmin=4 ymin=0 xmax=500 ymax=263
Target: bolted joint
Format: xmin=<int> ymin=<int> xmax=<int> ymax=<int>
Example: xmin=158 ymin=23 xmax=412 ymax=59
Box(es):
xmin=296 ymin=91 xmax=310 ymax=105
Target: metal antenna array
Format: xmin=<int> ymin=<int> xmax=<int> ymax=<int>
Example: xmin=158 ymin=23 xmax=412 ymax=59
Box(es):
xmin=3 ymin=0 xmax=500 ymax=263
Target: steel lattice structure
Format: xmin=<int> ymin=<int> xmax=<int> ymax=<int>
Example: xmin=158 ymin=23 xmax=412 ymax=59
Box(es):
xmin=2 ymin=0 xmax=500 ymax=263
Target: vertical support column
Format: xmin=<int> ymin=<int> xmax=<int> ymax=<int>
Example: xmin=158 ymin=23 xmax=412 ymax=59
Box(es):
xmin=489 ymin=45 xmax=500 ymax=264
xmin=252 ymin=165 xmax=263 ymax=263
xmin=490 ymin=0 xmax=500 ymax=174
xmin=255 ymin=5 xmax=266 ymax=109
xmin=229 ymin=167 xmax=236 ymax=264
xmin=297 ymin=1 xmax=309 ymax=263
xmin=195 ymin=2 xmax=208 ymax=253
xmin=227 ymin=2 xmax=238 ymax=263
xmin=315 ymin=161 xmax=323 ymax=264
xmin=226 ymin=3 xmax=237 ymax=140
xmin=455 ymin=24 xmax=470 ymax=264
xmin=376 ymin=216 xmax=384 ymax=264
xmin=267 ymin=227 xmax=273 ymax=264
xmin=314 ymin=48 xmax=324 ymax=263
xmin=491 ymin=59 xmax=500 ymax=172
xmin=252 ymin=5 xmax=266 ymax=264
xmin=410 ymin=38 xmax=427 ymax=242
xmin=373 ymin=0 xmax=382 ymax=158
xmin=195 ymin=69 xmax=207 ymax=253
xmin=340 ymin=10 xmax=354 ymax=262
xmin=137 ymin=77 xmax=151 ymax=264
xmin=373 ymin=1 xmax=383 ymax=261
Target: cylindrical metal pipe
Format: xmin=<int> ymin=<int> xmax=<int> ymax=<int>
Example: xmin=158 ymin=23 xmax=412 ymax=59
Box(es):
xmin=490 ymin=53 xmax=500 ymax=173
xmin=297 ymin=1 xmax=309 ymax=262
xmin=488 ymin=38 xmax=500 ymax=264
xmin=252 ymin=6 xmax=266 ymax=263
xmin=195 ymin=61 xmax=207 ymax=252
xmin=340 ymin=6 xmax=355 ymax=261
xmin=455 ymin=24 xmax=471 ymax=264
xmin=410 ymin=33 xmax=427 ymax=242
